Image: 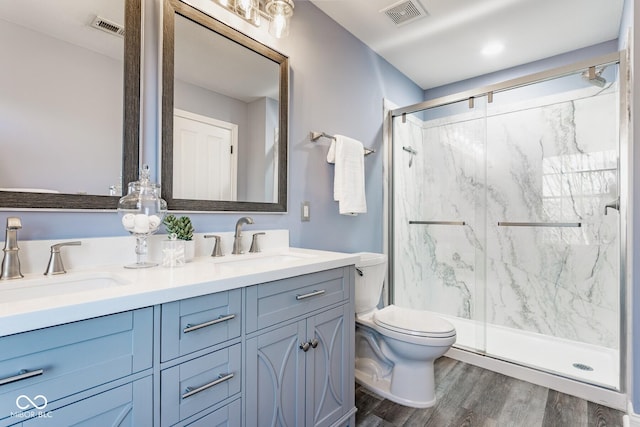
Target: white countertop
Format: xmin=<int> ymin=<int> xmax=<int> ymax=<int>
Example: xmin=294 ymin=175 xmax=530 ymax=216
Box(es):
xmin=0 ymin=247 xmax=358 ymax=336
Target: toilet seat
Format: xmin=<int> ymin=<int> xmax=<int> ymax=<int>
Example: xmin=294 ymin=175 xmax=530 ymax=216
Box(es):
xmin=373 ymin=305 xmax=456 ymax=339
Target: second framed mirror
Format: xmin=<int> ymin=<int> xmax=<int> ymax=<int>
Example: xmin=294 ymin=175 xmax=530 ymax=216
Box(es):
xmin=162 ymin=0 xmax=288 ymax=212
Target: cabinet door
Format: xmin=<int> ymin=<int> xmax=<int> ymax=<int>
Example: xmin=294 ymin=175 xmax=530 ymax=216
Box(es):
xmin=245 ymin=322 xmax=306 ymax=427
xmin=306 ymin=304 xmax=351 ymax=427
xmin=21 ymin=376 xmax=152 ymax=427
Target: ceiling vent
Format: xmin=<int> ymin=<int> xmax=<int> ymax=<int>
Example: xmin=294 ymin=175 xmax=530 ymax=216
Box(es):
xmin=380 ymin=0 xmax=428 ymax=27
xmin=90 ymin=16 xmax=125 ymax=37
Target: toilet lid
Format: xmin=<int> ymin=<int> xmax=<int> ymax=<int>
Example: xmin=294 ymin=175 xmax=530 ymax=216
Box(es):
xmin=373 ymin=305 xmax=456 ymax=338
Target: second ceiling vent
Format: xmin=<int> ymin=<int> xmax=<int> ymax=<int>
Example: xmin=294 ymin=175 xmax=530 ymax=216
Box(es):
xmin=380 ymin=0 xmax=429 ymax=27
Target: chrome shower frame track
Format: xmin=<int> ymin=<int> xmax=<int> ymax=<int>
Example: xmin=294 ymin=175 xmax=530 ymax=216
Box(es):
xmin=390 ymin=51 xmax=621 ymax=118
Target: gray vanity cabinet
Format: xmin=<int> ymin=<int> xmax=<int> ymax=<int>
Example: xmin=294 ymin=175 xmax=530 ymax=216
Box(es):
xmin=1 ymin=264 xmax=355 ymax=426
xmin=0 ymin=308 xmax=153 ymax=427
xmin=245 ymin=267 xmax=355 ymax=427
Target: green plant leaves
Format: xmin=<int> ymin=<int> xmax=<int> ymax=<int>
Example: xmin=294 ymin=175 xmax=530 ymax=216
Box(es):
xmin=163 ymin=214 xmax=194 ymax=240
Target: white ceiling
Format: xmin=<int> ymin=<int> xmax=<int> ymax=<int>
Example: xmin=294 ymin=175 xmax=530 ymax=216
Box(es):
xmin=310 ymin=0 xmax=625 ymax=89
xmin=0 ymin=0 xmax=124 ymax=60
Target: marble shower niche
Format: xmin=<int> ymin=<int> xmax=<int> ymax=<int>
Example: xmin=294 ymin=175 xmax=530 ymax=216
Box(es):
xmin=393 ymin=82 xmax=620 ymax=353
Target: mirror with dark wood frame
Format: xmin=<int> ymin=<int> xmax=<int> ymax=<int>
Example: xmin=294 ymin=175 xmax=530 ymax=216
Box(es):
xmin=0 ymin=0 xmax=140 ymax=209
xmin=162 ymin=0 xmax=288 ymax=212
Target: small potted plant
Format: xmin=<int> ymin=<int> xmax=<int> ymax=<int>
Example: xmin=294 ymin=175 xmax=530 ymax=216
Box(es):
xmin=163 ymin=214 xmax=195 ymax=261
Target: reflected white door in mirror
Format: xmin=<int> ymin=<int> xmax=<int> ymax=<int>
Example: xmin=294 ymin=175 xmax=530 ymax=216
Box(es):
xmin=173 ymin=109 xmax=238 ymax=201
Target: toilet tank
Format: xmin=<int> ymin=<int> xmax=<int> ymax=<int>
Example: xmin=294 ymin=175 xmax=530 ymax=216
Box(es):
xmin=354 ymin=252 xmax=387 ymax=315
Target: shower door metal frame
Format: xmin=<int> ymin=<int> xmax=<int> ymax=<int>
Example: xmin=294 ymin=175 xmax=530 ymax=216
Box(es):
xmin=387 ymin=50 xmax=627 ymax=396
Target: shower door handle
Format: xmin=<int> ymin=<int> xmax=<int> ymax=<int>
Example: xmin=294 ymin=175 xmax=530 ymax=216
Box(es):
xmin=497 ymin=222 xmax=582 ymax=228
xmin=409 ymin=220 xmax=466 ymax=226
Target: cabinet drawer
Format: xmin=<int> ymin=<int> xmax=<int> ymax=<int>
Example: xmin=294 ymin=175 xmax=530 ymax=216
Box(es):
xmin=184 ymin=398 xmax=241 ymax=427
xmin=161 ymin=343 xmax=241 ymax=426
xmin=0 ymin=308 xmax=152 ymax=422
xmin=161 ymin=289 xmax=241 ymax=362
xmin=21 ymin=376 xmax=152 ymax=426
xmin=246 ymin=267 xmax=349 ymax=332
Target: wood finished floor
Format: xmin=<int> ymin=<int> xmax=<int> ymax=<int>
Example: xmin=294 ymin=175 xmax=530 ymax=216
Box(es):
xmin=355 ymin=357 xmax=625 ymax=427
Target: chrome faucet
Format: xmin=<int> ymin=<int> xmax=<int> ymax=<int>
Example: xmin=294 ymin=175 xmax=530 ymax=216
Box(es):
xmin=1 ymin=217 xmax=23 ymax=280
xmin=232 ymin=217 xmax=254 ymax=254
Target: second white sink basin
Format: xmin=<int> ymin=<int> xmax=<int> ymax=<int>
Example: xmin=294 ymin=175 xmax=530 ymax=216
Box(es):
xmin=0 ymin=272 xmax=130 ymax=301
xmin=210 ymin=252 xmax=316 ymax=269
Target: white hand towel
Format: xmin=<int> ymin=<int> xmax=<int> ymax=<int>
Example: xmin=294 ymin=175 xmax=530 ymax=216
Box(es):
xmin=326 ymin=135 xmax=367 ymax=215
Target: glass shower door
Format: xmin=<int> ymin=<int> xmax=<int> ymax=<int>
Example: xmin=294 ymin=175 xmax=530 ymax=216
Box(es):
xmin=484 ymin=66 xmax=620 ymax=389
xmin=392 ymin=96 xmax=488 ymax=354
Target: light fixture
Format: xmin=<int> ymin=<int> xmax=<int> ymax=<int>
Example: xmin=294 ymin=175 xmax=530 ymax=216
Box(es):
xmin=214 ymin=0 xmax=294 ymax=38
xmin=266 ymin=0 xmax=294 ymax=38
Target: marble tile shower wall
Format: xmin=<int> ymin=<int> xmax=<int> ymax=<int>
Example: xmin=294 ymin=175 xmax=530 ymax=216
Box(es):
xmin=393 ymin=86 xmax=619 ymax=349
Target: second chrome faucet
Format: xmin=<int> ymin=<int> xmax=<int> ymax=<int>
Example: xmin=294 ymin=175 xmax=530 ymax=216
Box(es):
xmin=232 ymin=217 xmax=254 ymax=254
xmin=207 ymin=217 xmax=264 ymax=256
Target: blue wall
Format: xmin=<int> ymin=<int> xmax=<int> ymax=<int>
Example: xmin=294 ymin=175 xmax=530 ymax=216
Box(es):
xmin=2 ymin=0 xmax=423 ymax=255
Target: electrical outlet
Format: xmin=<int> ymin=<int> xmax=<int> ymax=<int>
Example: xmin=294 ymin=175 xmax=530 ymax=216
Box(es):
xmin=301 ymin=201 xmax=311 ymax=221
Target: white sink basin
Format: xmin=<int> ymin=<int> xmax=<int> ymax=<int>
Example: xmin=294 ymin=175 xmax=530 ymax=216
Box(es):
xmin=0 ymin=272 xmax=130 ymax=301
xmin=210 ymin=252 xmax=316 ymax=269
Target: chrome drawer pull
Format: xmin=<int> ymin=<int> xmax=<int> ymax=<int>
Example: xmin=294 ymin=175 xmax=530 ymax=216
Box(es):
xmin=182 ymin=373 xmax=234 ymax=399
xmin=183 ymin=314 xmax=236 ymax=333
xmin=0 ymin=369 xmax=44 ymax=386
xmin=295 ymin=289 xmax=326 ymax=300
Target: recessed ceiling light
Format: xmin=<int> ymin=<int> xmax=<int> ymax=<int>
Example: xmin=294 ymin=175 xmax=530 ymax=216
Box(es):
xmin=481 ymin=42 xmax=504 ymax=56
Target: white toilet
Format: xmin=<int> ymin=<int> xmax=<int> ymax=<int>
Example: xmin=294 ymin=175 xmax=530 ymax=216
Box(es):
xmin=354 ymin=252 xmax=456 ymax=408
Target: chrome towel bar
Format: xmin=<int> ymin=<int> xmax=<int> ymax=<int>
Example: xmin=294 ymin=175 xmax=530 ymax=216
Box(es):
xmin=310 ymin=131 xmax=375 ymax=156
